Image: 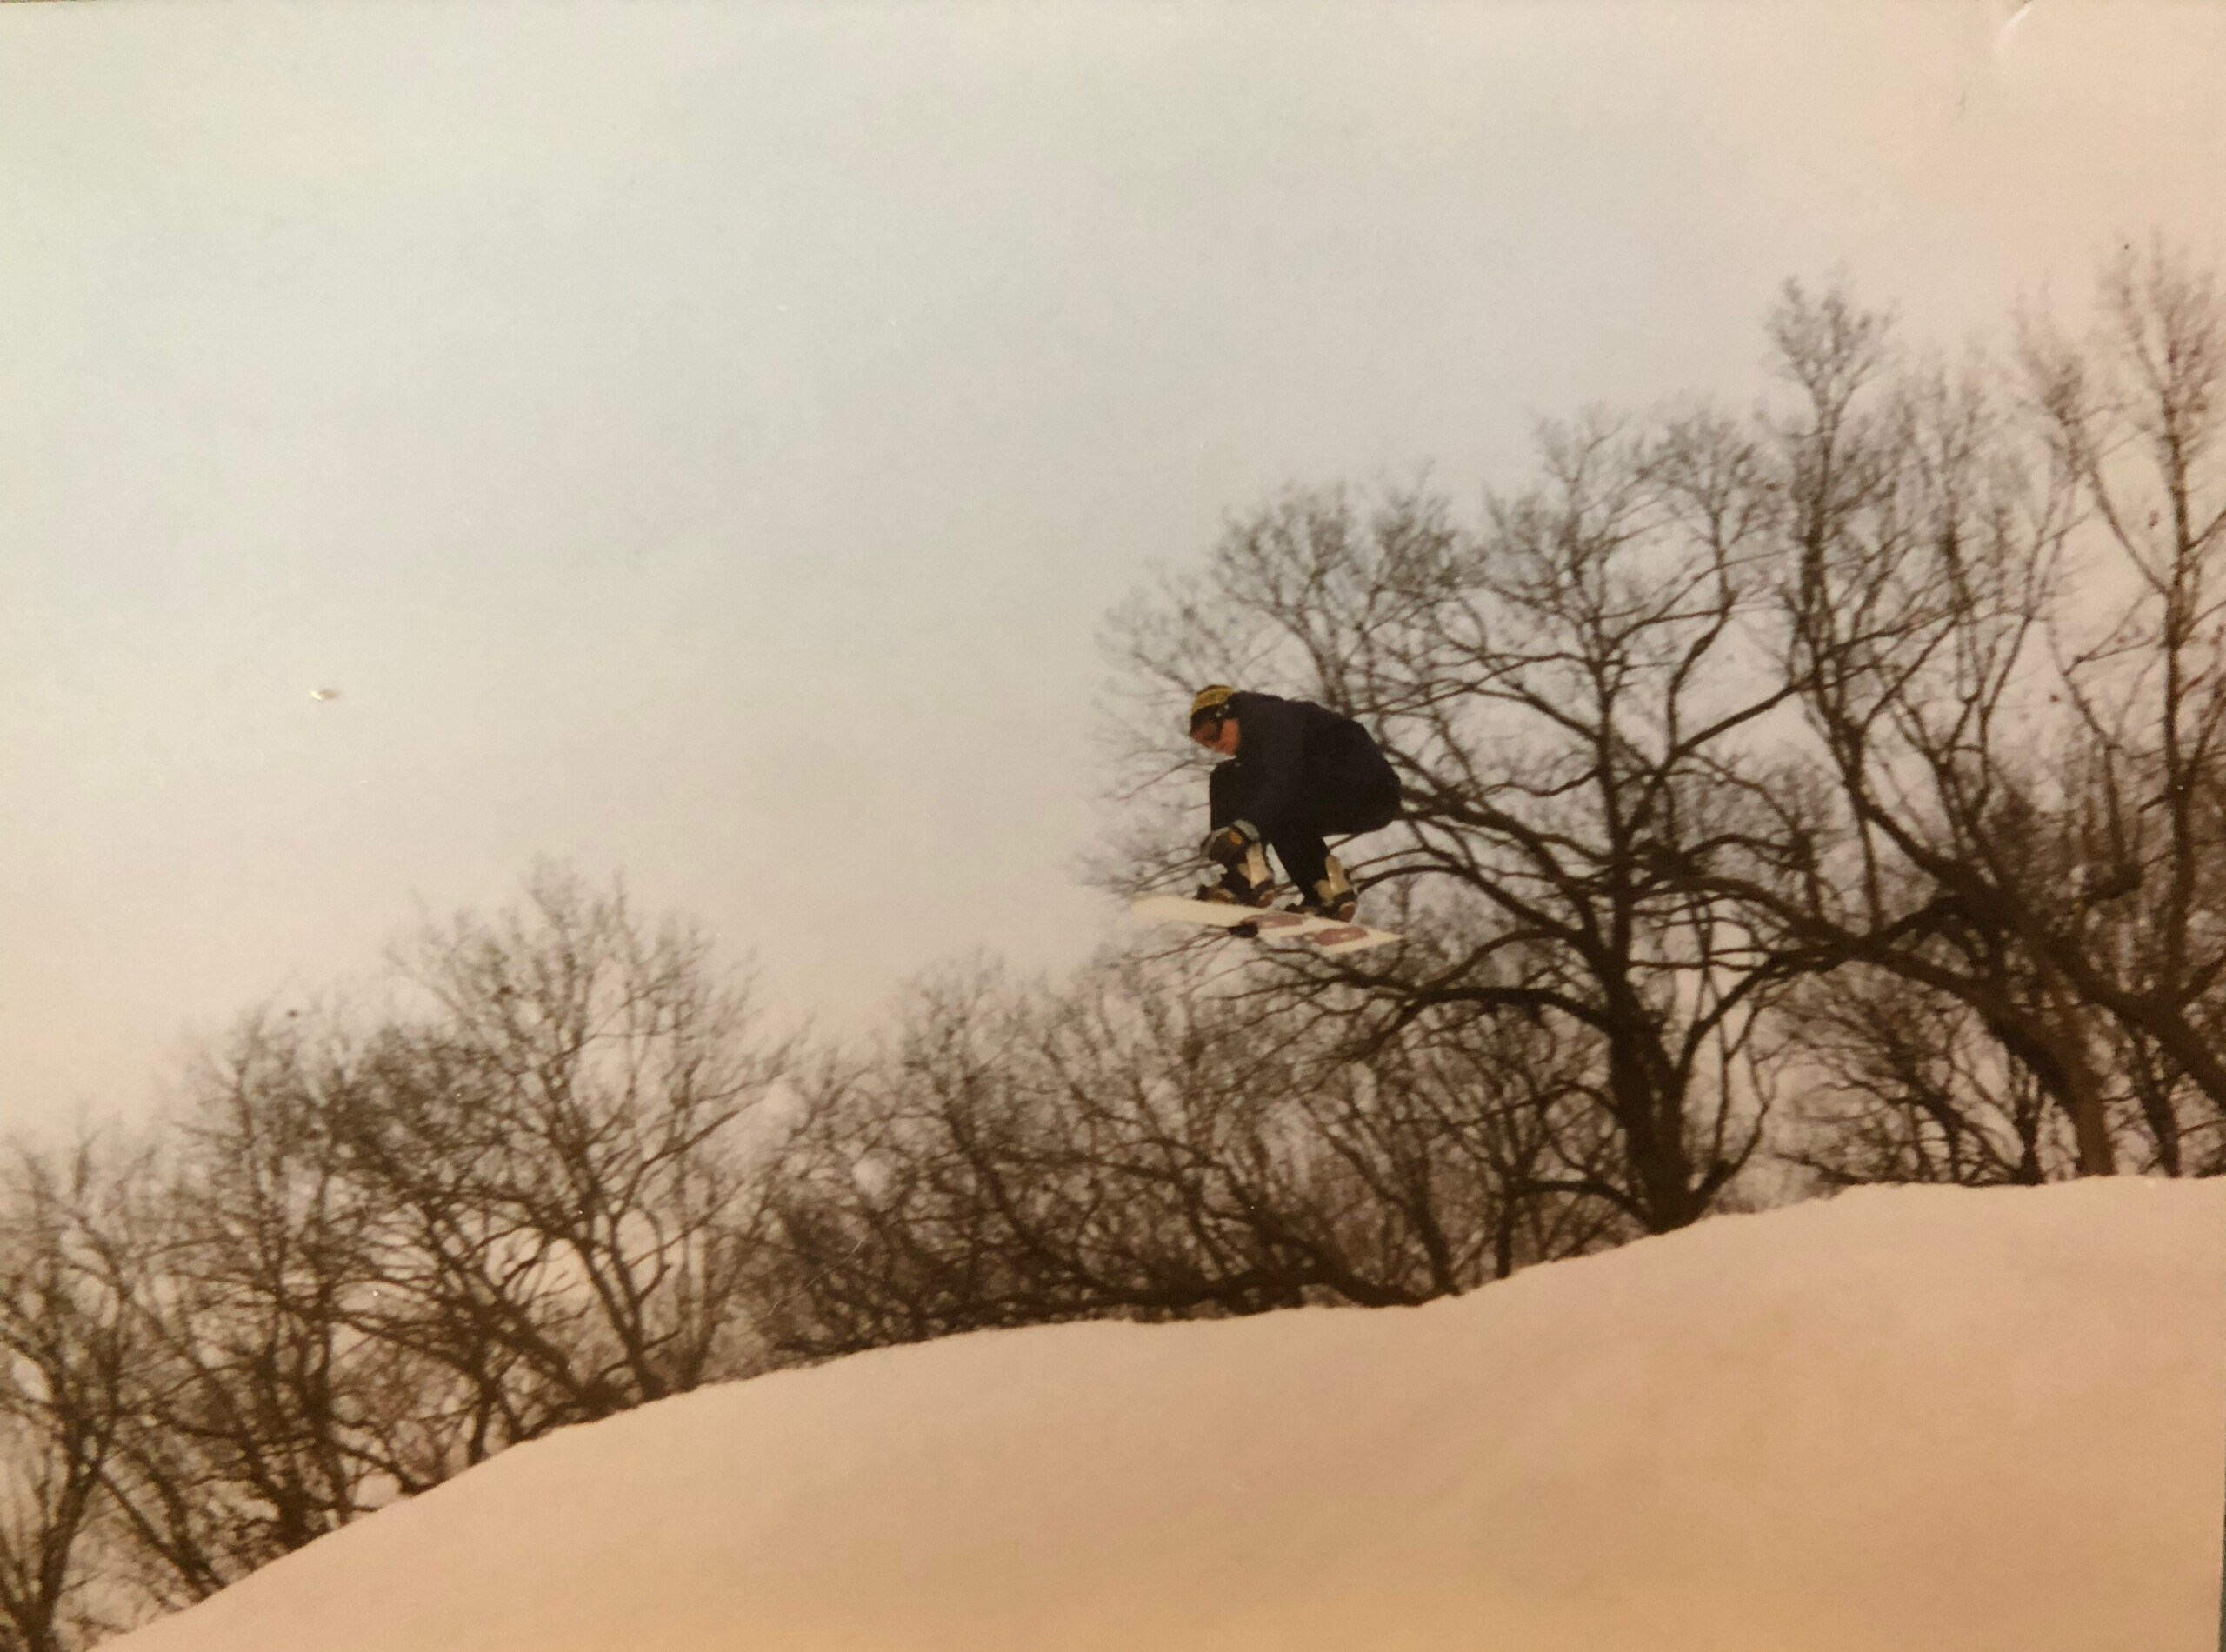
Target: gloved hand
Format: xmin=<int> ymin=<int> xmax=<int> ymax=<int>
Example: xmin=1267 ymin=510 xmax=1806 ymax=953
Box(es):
xmin=1200 ymin=819 xmax=1262 ymax=868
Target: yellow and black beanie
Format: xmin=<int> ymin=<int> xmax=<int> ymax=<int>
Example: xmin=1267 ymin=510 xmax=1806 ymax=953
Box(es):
xmin=1188 ymin=683 xmax=1238 ymax=732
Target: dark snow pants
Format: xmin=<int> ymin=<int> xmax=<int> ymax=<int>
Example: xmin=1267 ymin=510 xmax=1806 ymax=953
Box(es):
xmin=1207 ymin=734 xmax=1400 ymax=894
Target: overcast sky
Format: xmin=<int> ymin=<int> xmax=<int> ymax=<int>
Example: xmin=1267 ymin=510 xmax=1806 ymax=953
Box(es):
xmin=4 ymin=1 xmax=2223 ymax=1135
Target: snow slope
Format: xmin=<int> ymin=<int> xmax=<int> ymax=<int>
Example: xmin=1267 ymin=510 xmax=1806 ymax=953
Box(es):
xmin=114 ymin=1181 xmax=2226 ymax=1651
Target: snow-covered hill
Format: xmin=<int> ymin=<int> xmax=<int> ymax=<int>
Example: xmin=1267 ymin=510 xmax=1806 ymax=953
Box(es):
xmin=114 ymin=1181 xmax=2226 ymax=1651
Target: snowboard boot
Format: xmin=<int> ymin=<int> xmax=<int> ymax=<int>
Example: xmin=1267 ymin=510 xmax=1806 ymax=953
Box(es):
xmin=1294 ymin=855 xmax=1358 ymax=923
xmin=1196 ymin=841 xmax=1276 ymax=909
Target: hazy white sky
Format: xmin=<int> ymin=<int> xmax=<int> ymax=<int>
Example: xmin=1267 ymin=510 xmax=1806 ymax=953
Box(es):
xmin=4 ymin=1 xmax=2223 ymax=1132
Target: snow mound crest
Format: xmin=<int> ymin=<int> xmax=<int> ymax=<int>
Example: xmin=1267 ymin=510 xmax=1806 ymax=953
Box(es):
xmin=116 ymin=1180 xmax=2226 ymax=1652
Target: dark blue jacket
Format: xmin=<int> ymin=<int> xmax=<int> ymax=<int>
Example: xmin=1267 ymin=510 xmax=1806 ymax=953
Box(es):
xmin=1222 ymin=690 xmax=1396 ymax=837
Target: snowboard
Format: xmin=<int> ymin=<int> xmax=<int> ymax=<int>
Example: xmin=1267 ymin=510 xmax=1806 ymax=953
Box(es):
xmin=1130 ymin=894 xmax=1402 ymax=956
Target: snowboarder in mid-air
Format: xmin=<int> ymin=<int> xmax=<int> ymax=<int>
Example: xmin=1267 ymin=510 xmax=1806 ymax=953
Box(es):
xmin=1187 ymin=683 xmax=1401 ymax=923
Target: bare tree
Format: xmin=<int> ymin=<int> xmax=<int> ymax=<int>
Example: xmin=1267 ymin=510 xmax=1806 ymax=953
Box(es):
xmin=1774 ymin=965 xmax=2078 ymax=1188
xmin=69 ymin=867 xmax=788 ymax=1615
xmin=1674 ymin=259 xmax=2226 ymax=1177
xmin=756 ymin=956 xmax=1334 ymax=1361
xmin=1758 ymin=281 xmax=2129 ymax=1171
xmin=1104 ymin=256 xmax=2226 ymax=1202
xmin=330 ymin=866 xmax=784 ymax=1443
xmin=0 ymin=1141 xmax=139 ymax=1652
xmin=1282 ymin=958 xmax=1632 ymax=1284
xmin=755 ymin=949 xmax=1623 ymax=1363
xmin=1104 ymin=408 xmax=1808 ymax=1232
xmin=2019 ymin=246 xmax=2226 ymax=1148
xmin=81 ymin=1013 xmax=400 ymax=1611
